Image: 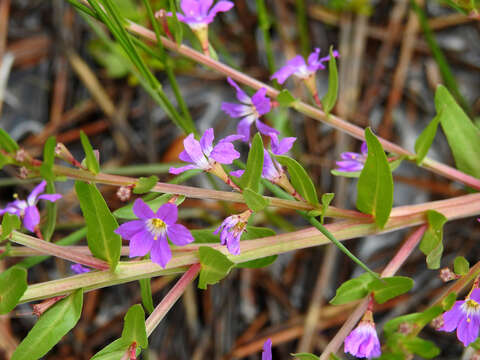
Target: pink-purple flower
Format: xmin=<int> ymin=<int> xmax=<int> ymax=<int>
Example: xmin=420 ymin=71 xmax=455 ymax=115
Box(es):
xmin=165 ymin=0 xmax=234 ymax=30
xmin=221 ymin=77 xmax=275 ymax=142
xmin=335 ymin=142 xmax=368 ymax=173
xmin=114 ymin=199 xmax=194 ymax=268
xmin=169 ymin=128 xmax=242 ymax=175
xmin=262 ymin=338 xmax=272 ymax=360
xmin=271 ymin=48 xmax=339 ymax=84
xmin=344 ymin=311 xmax=381 ymax=359
xmin=0 ymin=180 xmax=62 ymax=232
xmin=214 ymin=210 xmax=251 ymax=255
xmin=71 ymin=263 xmax=91 ymax=274
xmin=439 ymin=288 xmax=480 ymax=346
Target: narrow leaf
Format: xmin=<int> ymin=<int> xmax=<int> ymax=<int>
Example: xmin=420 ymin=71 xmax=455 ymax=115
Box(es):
xmin=0 ymin=213 xmax=20 ymax=240
xmin=198 ymin=246 xmax=234 ymax=290
xmin=0 ymin=128 xmax=19 ymax=153
xmin=0 ymin=266 xmax=28 ymax=314
xmin=0 ymin=151 xmax=12 ymax=169
xmin=139 ymin=278 xmax=154 ymax=314
xmin=435 ymin=85 xmax=480 ymax=178
xmin=39 ymin=136 xmax=56 ymax=181
xmin=419 ymin=210 xmax=447 ymax=269
xmin=121 ymin=304 xmax=148 ymax=348
xmin=75 ymin=181 xmax=121 ymax=270
xmin=12 ymin=289 xmax=83 ymax=360
xmin=321 ymin=46 xmax=339 ymax=115
xmin=402 ymin=337 xmax=440 ymax=359
xmin=42 ymin=181 xmax=58 ymax=242
xmin=235 ymin=255 xmax=277 ymax=268
xmin=242 ymin=187 xmax=269 ymax=212
xmin=291 ymin=353 xmax=320 ymax=360
xmin=415 ymin=111 xmax=441 ymax=165
xmin=330 ymin=272 xmax=376 ymax=305
xmin=454 ymin=256 xmax=470 ymax=275
xmin=276 ymin=155 xmax=319 ymax=206
xmin=133 ymin=175 xmax=159 ymax=194
xmin=80 ymin=130 xmax=100 ymax=174
xmin=277 ymin=89 xmax=296 ymax=107
xmin=91 ymin=338 xmax=131 ymax=360
xmin=242 ymin=226 xmax=276 ymax=240
xmin=369 ymin=276 xmax=414 ymax=304
xmin=356 ymin=128 xmax=394 ymax=229
xmin=240 ymin=133 xmax=264 ymax=192
xmin=321 ymin=193 xmax=335 ymax=224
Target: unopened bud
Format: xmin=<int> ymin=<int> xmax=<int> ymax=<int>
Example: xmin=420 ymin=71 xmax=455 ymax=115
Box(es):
xmin=56 ymin=142 xmax=83 ymax=168
xmin=15 ymin=149 xmax=26 ymax=162
xmin=117 ymin=186 xmax=131 ymax=202
xmin=19 ymin=167 xmax=29 ymax=179
xmin=439 ymin=267 xmax=456 ymax=282
xmin=33 ymin=295 xmax=66 ymax=316
xmin=430 ymin=315 xmax=444 ymax=330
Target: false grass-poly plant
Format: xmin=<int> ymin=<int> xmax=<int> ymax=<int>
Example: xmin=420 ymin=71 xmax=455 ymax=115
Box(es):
xmin=1 ymin=0 xmax=480 ymax=359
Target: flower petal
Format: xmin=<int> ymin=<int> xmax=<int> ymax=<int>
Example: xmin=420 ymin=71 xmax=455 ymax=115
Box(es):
xmin=251 ymin=88 xmax=271 ymax=115
xmin=335 ymin=160 xmax=364 ymax=172
xmin=210 ymin=142 xmax=240 ymax=164
xmin=306 ymin=48 xmax=321 ymax=68
xmin=200 ymin=128 xmax=215 ymax=156
xmin=167 ymin=223 xmax=194 ymax=246
xmin=71 ymin=264 xmax=91 ymax=274
xmin=23 ymin=205 xmax=40 ymax=232
xmin=457 ymin=313 xmax=480 ymax=346
xmin=221 ymin=102 xmax=251 ymax=118
xmin=179 ymin=149 xmax=193 ymax=163
xmin=219 ymin=134 xmax=245 ymax=143
xmin=237 ymin=117 xmax=252 ymax=142
xmin=183 ymin=133 xmax=208 ymax=168
xmin=255 ymin=119 xmax=278 ymax=136
xmin=132 ymin=198 xmax=155 ymax=220
xmin=169 ymin=164 xmax=197 ymax=175
xmin=230 ymin=169 xmax=244 ymax=177
xmin=226 ymin=77 xmax=250 ymax=103
xmin=470 ymin=289 xmax=480 ymax=302
xmin=156 ymin=203 xmax=178 ymax=225
xmin=129 ymin=229 xmax=154 ymax=257
xmin=262 ymin=339 xmax=272 ymax=360
xmin=150 ymin=236 xmax=172 ymax=268
xmin=361 ymin=141 xmax=368 ymax=155
xmin=440 ymin=302 xmax=464 ymax=332
xmin=27 ymin=180 xmax=47 ymax=205
xmin=206 ymin=0 xmax=234 ymax=23
xmin=115 ymin=220 xmax=145 ymax=240
xmin=180 ymin=0 xmax=200 ymax=17
xmin=199 ymin=0 xmax=214 ymax=15
xmin=37 ymin=194 xmax=62 ymax=202
xmin=270 ymin=133 xmax=296 ymax=155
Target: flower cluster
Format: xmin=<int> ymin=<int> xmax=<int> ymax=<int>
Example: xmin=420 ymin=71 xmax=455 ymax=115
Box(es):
xmin=344 ymin=310 xmax=381 ymax=359
xmin=0 ymin=180 xmax=62 ymax=233
xmin=115 ymin=199 xmax=194 ymax=268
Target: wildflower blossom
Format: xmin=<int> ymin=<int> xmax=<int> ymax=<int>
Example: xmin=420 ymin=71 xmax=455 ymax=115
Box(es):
xmin=221 ymin=77 xmax=276 ymax=142
xmin=271 ymin=48 xmax=339 ymax=96
xmin=0 ymin=180 xmax=62 ymax=232
xmin=344 ymin=310 xmax=381 ymax=359
xmin=335 ymin=142 xmax=368 ymax=173
xmin=169 ymin=128 xmax=242 ymax=178
xmin=115 ymin=199 xmax=194 ymax=268
xmin=262 ymin=338 xmax=272 ymax=360
xmin=214 ymin=210 xmax=251 ymax=255
xmin=71 ymin=264 xmax=91 ymax=274
xmin=439 ymin=288 xmax=480 ymax=346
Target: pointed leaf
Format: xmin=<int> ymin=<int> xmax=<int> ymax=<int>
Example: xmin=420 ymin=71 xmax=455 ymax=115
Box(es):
xmin=330 ymin=272 xmax=376 ymax=305
xmin=369 ymin=276 xmax=414 ymax=304
xmin=276 ymin=155 xmax=319 ymax=206
xmin=0 ymin=266 xmax=28 ymax=314
xmin=198 ymin=246 xmax=234 ymax=290
xmin=121 ymin=304 xmax=148 ymax=348
xmin=454 ymin=256 xmax=470 ymax=275
xmin=435 ymin=85 xmax=480 ymax=178
xmin=80 ymin=130 xmax=100 ymax=174
xmin=0 ymin=213 xmax=20 ymax=240
xmin=291 ymin=353 xmax=320 ymax=360
xmin=401 ymin=337 xmax=440 ymax=359
xmin=419 ymin=210 xmax=447 ymax=269
xmin=242 ymin=226 xmax=275 ymax=240
xmin=235 ymin=255 xmax=277 ymax=268
xmin=139 ymin=278 xmax=154 ymax=314
xmin=75 ymin=181 xmax=121 ymax=270
xmin=320 ymin=193 xmax=335 ymax=224
xmin=91 ymin=338 xmax=131 ymax=360
xmin=356 ymin=128 xmax=393 ymax=228
xmin=0 ymin=128 xmax=19 ymax=153
xmin=133 ymin=175 xmax=159 ymax=194
xmin=12 ymin=289 xmax=83 ymax=360
xmin=415 ymin=111 xmax=441 ymax=165
xmin=277 ymin=89 xmax=296 ymax=107
xmin=242 ymin=187 xmax=269 ymax=212
xmin=240 ymin=133 xmax=264 ymax=192
xmin=321 ymin=46 xmax=339 ymax=115
xmin=39 ymin=136 xmax=56 ymax=181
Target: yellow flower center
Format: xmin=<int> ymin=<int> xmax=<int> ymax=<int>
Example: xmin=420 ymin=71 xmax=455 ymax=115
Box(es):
xmin=465 ymin=299 xmax=480 ymax=322
xmin=151 ymin=218 xmax=165 ymax=230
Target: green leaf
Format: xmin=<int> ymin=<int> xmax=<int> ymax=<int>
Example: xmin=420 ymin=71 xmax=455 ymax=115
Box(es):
xmin=330 ymin=272 xmax=376 ymax=305
xmin=75 ymin=181 xmax=122 ymax=270
xmin=240 ymin=133 xmax=264 ymax=192
xmin=0 ymin=266 xmax=28 ymax=314
xmin=435 ymin=85 xmax=480 ymax=178
xmin=276 ymin=155 xmax=319 ymax=206
xmin=0 ymin=151 xmax=12 ymax=169
xmin=291 ymin=353 xmax=320 ymax=360
xmin=42 ymin=180 xmax=58 ymax=242
xmin=121 ymin=304 xmax=148 ymax=348
xmin=91 ymin=338 xmax=131 ymax=360
xmin=12 ymin=289 xmax=83 ymax=360
xmin=356 ymin=128 xmax=394 ymax=229
xmin=320 ymin=193 xmax=335 ymax=224
xmin=79 ymin=130 xmax=100 ymax=174
xmin=419 ymin=210 xmax=447 ymax=269
xmin=0 ymin=128 xmax=19 ymax=153
xmin=198 ymin=246 xmax=234 ymax=290
xmin=242 ymin=187 xmax=269 ymax=212
xmin=133 ymin=175 xmax=159 ymax=194
xmin=192 ymin=229 xmax=220 ymax=243
xmin=443 ymin=293 xmax=457 ymax=310
xmin=454 ymin=256 xmax=470 ymax=275
xmin=0 ymin=213 xmax=20 ymax=240
xmin=402 ymin=337 xmax=440 ymax=359
xmin=321 ymin=46 xmax=339 ymax=115
xmin=369 ymin=276 xmax=414 ymax=304
xmin=139 ymin=278 xmax=154 ymax=314
xmin=242 ymin=226 xmax=276 ymax=240
xmin=277 ymin=89 xmax=296 ymax=107
xmin=415 ymin=111 xmax=441 ymax=165
xmin=39 ymin=136 xmax=56 ymax=181
xmin=235 ymin=255 xmax=277 ymax=268
xmin=383 ymin=306 xmax=443 ymax=337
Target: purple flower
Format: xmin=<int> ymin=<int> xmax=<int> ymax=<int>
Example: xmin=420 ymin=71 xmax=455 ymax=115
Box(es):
xmin=214 ymin=210 xmax=251 ymax=255
xmin=335 ymin=142 xmax=368 ymax=172
xmin=271 ymin=48 xmax=339 ymax=84
xmin=165 ymin=0 xmax=234 ymax=30
xmin=439 ymin=288 xmax=480 ymax=346
xmin=71 ymin=263 xmax=91 ymax=274
xmin=0 ymin=180 xmax=62 ymax=232
xmin=169 ymin=128 xmax=242 ymax=175
xmin=262 ymin=338 xmax=272 ymax=360
xmin=114 ymin=199 xmax=194 ymax=268
xmin=344 ymin=313 xmax=381 ymax=359
xmin=221 ymin=77 xmax=276 ymax=142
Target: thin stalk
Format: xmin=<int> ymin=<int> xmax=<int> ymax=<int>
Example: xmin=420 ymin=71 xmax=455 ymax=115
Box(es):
xmin=256 ymin=0 xmax=276 ymax=75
